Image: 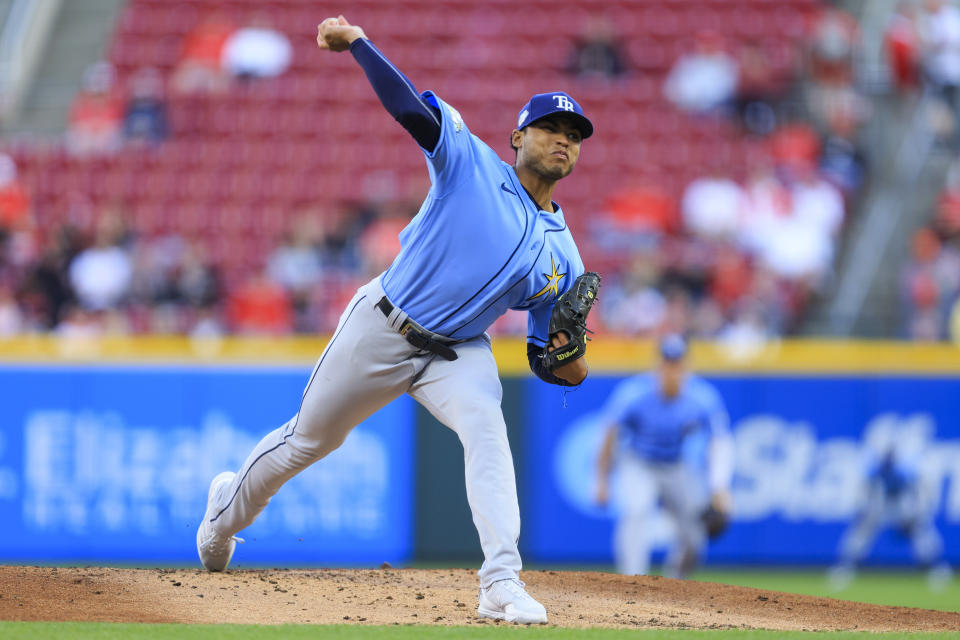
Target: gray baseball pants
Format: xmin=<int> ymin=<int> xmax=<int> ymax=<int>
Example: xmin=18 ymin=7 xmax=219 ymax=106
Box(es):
xmin=614 ymin=453 xmax=707 ymax=578
xmin=206 ymin=276 xmax=522 ymax=587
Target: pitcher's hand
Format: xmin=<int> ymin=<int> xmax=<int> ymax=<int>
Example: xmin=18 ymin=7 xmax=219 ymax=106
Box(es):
xmin=317 ymin=15 xmax=366 ymax=52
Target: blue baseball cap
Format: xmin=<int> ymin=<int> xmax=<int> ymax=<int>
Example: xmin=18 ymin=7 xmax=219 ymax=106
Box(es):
xmin=659 ymin=334 xmax=688 ymax=362
xmin=516 ymin=92 xmax=594 ymax=139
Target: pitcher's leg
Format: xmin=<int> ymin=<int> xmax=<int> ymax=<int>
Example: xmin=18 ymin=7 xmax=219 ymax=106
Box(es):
xmin=208 ymin=290 xmax=418 ymax=537
xmin=409 ymin=338 xmax=521 ymax=587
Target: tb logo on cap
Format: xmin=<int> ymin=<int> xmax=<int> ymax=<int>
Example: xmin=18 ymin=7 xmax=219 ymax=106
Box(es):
xmin=553 ymin=95 xmax=575 ymax=111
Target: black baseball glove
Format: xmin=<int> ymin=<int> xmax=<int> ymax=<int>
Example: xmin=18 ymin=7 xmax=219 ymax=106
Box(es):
xmin=702 ymin=505 xmax=730 ymax=540
xmin=542 ymin=271 xmax=601 ymax=371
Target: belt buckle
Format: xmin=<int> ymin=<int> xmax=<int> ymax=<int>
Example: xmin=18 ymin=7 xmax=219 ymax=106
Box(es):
xmin=399 ymin=320 xmax=414 ymax=337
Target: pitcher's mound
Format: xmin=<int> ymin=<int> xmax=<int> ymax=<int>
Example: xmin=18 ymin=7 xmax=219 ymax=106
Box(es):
xmin=1 ymin=566 xmax=957 ymax=631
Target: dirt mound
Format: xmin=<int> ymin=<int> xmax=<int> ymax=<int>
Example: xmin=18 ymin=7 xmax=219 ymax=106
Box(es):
xmin=1 ymin=566 xmax=957 ymax=631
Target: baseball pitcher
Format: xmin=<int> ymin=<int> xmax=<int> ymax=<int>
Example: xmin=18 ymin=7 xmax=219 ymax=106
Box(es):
xmin=196 ymin=15 xmax=601 ymax=625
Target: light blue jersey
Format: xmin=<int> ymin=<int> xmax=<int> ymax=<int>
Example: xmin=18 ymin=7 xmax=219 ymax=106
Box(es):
xmin=605 ymin=373 xmax=730 ymax=463
xmin=380 ymin=92 xmax=584 ymax=342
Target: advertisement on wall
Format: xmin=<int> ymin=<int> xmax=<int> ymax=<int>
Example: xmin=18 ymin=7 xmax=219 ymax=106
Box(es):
xmin=0 ymin=365 xmax=415 ymax=565
xmin=525 ymin=375 xmax=960 ymax=566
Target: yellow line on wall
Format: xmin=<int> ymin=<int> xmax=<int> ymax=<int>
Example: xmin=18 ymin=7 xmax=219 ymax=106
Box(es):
xmin=1 ymin=336 xmax=959 ymax=374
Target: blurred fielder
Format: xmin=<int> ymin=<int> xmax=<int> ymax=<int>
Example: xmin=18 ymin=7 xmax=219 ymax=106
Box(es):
xmin=196 ymin=15 xmax=602 ymax=625
xmin=830 ymin=442 xmax=952 ymax=590
xmin=595 ymin=334 xmax=733 ymax=578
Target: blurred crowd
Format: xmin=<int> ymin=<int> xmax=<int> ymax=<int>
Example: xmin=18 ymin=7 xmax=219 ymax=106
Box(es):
xmin=2 ymin=2 xmax=957 ymax=343
xmin=0 ymin=174 xmax=415 ymax=336
xmin=901 ymin=161 xmax=960 ymax=341
xmin=885 ymin=0 xmax=960 ymax=341
xmin=571 ymin=3 xmax=865 ymax=344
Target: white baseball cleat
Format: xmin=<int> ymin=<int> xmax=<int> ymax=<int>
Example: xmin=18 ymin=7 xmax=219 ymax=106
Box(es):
xmin=196 ymin=471 xmax=243 ymax=571
xmin=477 ymin=578 xmax=548 ymax=624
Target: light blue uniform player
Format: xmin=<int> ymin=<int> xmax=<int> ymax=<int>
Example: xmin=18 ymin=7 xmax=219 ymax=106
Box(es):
xmin=595 ymin=335 xmax=733 ymax=578
xmin=830 ymin=446 xmax=952 ymax=590
xmin=196 ymin=15 xmax=596 ymax=625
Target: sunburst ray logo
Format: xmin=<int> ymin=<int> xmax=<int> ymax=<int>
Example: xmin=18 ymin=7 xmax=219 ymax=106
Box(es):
xmin=527 ymin=254 xmax=566 ymax=301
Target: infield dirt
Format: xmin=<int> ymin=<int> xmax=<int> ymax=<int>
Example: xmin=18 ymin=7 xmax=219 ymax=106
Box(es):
xmin=1 ymin=566 xmax=958 ymax=632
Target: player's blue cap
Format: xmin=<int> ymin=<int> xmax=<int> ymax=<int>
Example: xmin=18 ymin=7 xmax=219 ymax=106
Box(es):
xmin=517 ymin=92 xmax=594 ymax=139
xmin=659 ymin=333 xmax=688 ymax=362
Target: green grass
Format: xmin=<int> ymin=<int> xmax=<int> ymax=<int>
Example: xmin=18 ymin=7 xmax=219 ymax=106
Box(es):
xmin=0 ymin=623 xmax=958 ymax=640
xmin=692 ymin=569 xmax=960 ymax=613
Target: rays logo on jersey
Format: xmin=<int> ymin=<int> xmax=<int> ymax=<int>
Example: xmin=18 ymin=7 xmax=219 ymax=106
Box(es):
xmin=527 ymin=253 xmax=566 ymax=301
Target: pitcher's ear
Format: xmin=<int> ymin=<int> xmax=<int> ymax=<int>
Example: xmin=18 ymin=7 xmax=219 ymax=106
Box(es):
xmin=510 ymin=129 xmax=523 ymax=151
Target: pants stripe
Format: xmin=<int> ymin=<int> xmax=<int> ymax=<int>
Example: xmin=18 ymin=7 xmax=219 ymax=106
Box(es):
xmin=209 ymin=295 xmax=368 ymax=523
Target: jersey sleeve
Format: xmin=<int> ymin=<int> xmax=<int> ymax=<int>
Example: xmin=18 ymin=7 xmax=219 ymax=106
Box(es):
xmin=698 ymin=380 xmax=734 ymax=492
xmin=526 ymin=303 xmax=552 ymax=349
xmin=700 ymin=382 xmax=731 ymax=438
xmin=419 ymin=92 xmax=480 ymax=197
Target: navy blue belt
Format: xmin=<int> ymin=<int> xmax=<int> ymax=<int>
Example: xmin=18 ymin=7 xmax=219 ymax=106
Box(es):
xmin=376 ymin=296 xmax=458 ymax=361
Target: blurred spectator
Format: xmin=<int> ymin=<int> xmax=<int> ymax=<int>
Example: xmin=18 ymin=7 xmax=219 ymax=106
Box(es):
xmin=68 ymin=214 xmax=132 ymax=311
xmin=936 ymin=160 xmax=960 ymax=238
xmin=735 ymin=41 xmax=791 ymax=136
xmin=123 ymin=68 xmax=169 ymax=146
xmin=221 ymin=14 xmax=292 ymax=80
xmin=177 ymin=240 xmax=221 ymax=310
xmin=0 ymin=153 xmax=31 ymax=230
xmin=131 ymin=235 xmax=221 ymax=334
xmin=267 ymin=217 xmax=322 ymax=293
xmin=599 ymin=253 xmax=667 ymax=336
xmin=768 ymin=121 xmax=821 ymax=173
xmin=129 ymin=233 xmax=185 ymax=307
xmin=0 ymin=153 xmax=37 ymax=277
xmin=19 ymin=225 xmax=78 ymax=329
xmin=681 ymin=169 xmax=747 ymax=241
xmin=566 ymin=16 xmax=628 ymax=80
xmin=790 ymin=163 xmax=845 ymax=240
xmin=591 ymin=182 xmax=677 ymax=254
xmin=66 ymin=62 xmax=123 ymax=156
xmin=900 ymin=226 xmax=960 ymax=340
xmin=820 ymin=128 xmax=866 ymax=196
xmin=803 ymin=5 xmax=867 ymax=136
xmin=55 ymin=305 xmax=103 ymax=338
xmin=0 ymin=279 xmax=23 ymax=335
xmin=920 ymin=0 xmax=960 ymax=94
xmin=754 ymin=174 xmax=841 ymax=284
xmin=663 ymin=31 xmax=738 ymax=115
xmin=190 ymin=306 xmax=225 ymax=339
xmin=708 ymin=243 xmax=752 ymax=313
xmin=172 ymin=13 xmax=234 ymax=94
xmin=718 ymin=302 xmax=775 ymax=353
xmin=739 ymin=159 xmax=793 ymax=255
xmin=267 ymin=216 xmax=323 ymax=331
xmin=805 ymin=3 xmax=859 ymax=87
xmin=227 ymin=268 xmax=293 ymax=335
xmin=950 ymin=296 xmax=960 ymax=342
xmin=886 ymin=2 xmax=922 ymax=92
xmin=357 ymin=201 xmax=412 ymax=277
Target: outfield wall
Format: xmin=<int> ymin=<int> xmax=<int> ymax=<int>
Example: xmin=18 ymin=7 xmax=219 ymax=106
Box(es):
xmin=0 ymin=337 xmax=957 ymax=567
